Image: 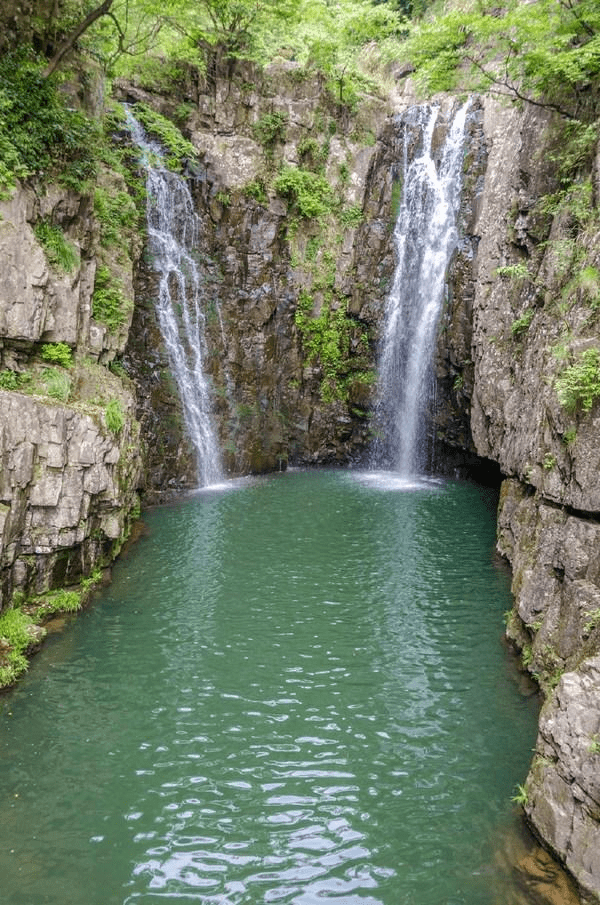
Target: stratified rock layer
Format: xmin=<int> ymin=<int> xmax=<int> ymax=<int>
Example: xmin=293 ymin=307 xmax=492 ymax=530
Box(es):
xmin=0 ymin=179 xmax=142 ymax=606
xmin=462 ymin=97 xmax=600 ymax=903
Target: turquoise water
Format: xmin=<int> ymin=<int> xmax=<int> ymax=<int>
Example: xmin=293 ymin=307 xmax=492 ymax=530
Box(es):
xmin=0 ymin=469 xmax=539 ymax=905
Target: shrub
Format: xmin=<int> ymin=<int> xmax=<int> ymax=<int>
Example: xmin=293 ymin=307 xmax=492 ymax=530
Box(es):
xmin=0 ymin=370 xmax=30 ymax=391
xmin=33 ymin=220 xmax=79 ymax=273
xmin=339 ymin=205 xmax=364 ymax=227
xmin=497 ymin=263 xmax=531 ymax=281
xmin=92 ymin=265 xmax=130 ymax=332
xmin=105 ymin=398 xmax=125 ymax=435
xmin=556 ymin=348 xmax=600 ymax=413
xmin=298 ymin=136 xmax=329 ymax=172
xmin=41 ymin=342 xmax=73 ymax=367
xmin=134 ymin=103 xmax=196 ymax=172
xmin=0 ymin=608 xmax=35 ymax=687
xmin=35 ymin=589 xmax=81 ymax=617
xmin=294 ymin=291 xmax=359 ymax=402
xmin=274 ymin=165 xmax=335 ymax=219
xmin=94 ymin=186 xmax=138 ymax=249
xmin=42 ymin=368 xmax=71 ymax=402
xmin=243 ymin=179 xmax=268 ymax=204
xmin=0 ymin=49 xmax=99 ymax=193
xmin=511 ymin=308 xmax=534 ymax=338
xmin=252 ymin=111 xmax=288 ymax=148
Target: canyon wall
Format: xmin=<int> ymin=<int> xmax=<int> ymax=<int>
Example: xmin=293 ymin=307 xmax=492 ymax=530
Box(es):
xmin=121 ymin=60 xmax=401 ymax=491
xmin=0 ymin=45 xmax=599 ymax=901
xmin=446 ymin=99 xmax=600 ymax=902
xmin=0 ymin=174 xmax=143 ymax=606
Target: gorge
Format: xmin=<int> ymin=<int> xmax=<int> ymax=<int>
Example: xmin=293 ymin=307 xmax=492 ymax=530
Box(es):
xmin=1 ymin=6 xmax=600 ymax=902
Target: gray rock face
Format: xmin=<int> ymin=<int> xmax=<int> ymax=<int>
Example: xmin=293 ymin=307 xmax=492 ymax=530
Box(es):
xmin=526 ymin=659 xmax=600 ymax=900
xmin=0 ymin=178 xmax=142 ymax=608
xmin=122 ymin=69 xmax=487 ymax=487
xmin=461 ymin=97 xmax=600 ymax=902
xmin=0 ymin=390 xmax=141 ymax=598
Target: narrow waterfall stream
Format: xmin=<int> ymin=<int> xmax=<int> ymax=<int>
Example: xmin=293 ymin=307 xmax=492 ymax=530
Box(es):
xmin=373 ymin=101 xmax=470 ymax=476
xmin=126 ymin=109 xmax=222 ymax=487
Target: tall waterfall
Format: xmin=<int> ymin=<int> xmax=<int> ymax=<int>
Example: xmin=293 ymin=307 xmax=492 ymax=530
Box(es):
xmin=373 ymin=101 xmax=471 ymax=477
xmin=126 ymin=109 xmax=222 ymax=487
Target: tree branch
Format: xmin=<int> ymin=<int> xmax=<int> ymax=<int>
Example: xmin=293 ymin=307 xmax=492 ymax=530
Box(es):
xmin=43 ymin=0 xmax=114 ymax=77
xmin=464 ymin=52 xmax=578 ymax=120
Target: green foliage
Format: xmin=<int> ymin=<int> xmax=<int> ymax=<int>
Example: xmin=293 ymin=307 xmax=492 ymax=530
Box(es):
xmin=297 ymin=135 xmax=329 ymax=172
xmin=390 ymin=179 xmax=403 ymax=225
xmin=584 ymin=608 xmax=600 ymax=634
xmin=511 ymin=783 xmax=529 ymax=806
xmin=588 ymin=734 xmax=600 ymax=754
xmin=109 ymin=360 xmax=128 ymax=379
xmin=543 ymin=453 xmax=556 ymax=471
xmin=42 ymin=368 xmax=72 ymax=402
xmin=35 ymin=588 xmax=82 ymax=617
xmin=294 ymin=290 xmax=365 ymax=402
xmin=0 ymin=608 xmax=36 ymax=687
xmin=252 ymin=111 xmax=288 ymax=148
xmin=555 ymin=348 xmax=600 ymax=413
xmin=181 ymin=0 xmax=299 ymax=56
xmin=540 ymin=178 xmax=595 ymax=231
xmin=497 ymin=263 xmax=531 ymax=281
xmin=33 ymin=220 xmax=80 ymax=273
xmin=511 ymin=308 xmax=534 ymax=338
xmin=274 ymin=165 xmax=335 ymax=219
xmin=215 ymin=190 xmax=231 ymax=206
xmin=243 ymin=178 xmax=268 ymax=204
xmin=0 ymin=48 xmax=99 ymax=194
xmin=548 ymin=121 xmax=600 ymax=184
xmin=339 ymin=204 xmax=364 ymax=227
xmin=94 ymin=185 xmax=138 ymax=249
xmin=92 ymin=265 xmax=131 ymax=332
xmin=41 ymin=342 xmax=73 ymax=368
xmin=0 ymin=370 xmax=31 ymax=391
xmin=134 ymin=103 xmax=196 ymax=172
xmin=403 ymin=0 xmax=600 ymax=120
xmin=105 ymin=398 xmax=125 ymax=435
xmin=561 ymin=265 xmax=600 ymax=310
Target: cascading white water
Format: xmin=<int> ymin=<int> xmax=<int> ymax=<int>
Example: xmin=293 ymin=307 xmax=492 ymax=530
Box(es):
xmin=373 ymin=101 xmax=471 ymax=477
xmin=126 ymin=109 xmax=222 ymax=487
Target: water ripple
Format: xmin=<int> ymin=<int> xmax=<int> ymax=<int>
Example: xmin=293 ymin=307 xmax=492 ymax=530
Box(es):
xmin=0 ymin=471 xmax=541 ymax=905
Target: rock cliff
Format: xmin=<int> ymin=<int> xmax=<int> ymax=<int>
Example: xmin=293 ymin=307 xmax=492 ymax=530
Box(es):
xmin=450 ymin=98 xmax=600 ymax=903
xmin=120 ymin=59 xmax=403 ymax=489
xmin=0 ymin=44 xmax=599 ymax=902
xmin=0 ymin=177 xmax=143 ymax=611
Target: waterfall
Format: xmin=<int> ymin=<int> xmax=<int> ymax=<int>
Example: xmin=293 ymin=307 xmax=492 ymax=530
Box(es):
xmin=372 ymin=101 xmax=471 ymax=477
xmin=125 ymin=109 xmax=222 ymax=487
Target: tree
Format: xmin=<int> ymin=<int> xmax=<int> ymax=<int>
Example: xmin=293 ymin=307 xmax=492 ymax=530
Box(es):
xmin=41 ymin=0 xmax=163 ymax=77
xmin=44 ymin=0 xmax=114 ymax=76
xmin=403 ymin=0 xmax=600 ymax=122
xmin=157 ymin=0 xmax=299 ymax=60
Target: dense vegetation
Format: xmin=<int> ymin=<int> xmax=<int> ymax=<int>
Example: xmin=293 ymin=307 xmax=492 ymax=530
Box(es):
xmin=2 ymin=0 xmax=599 ymax=196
